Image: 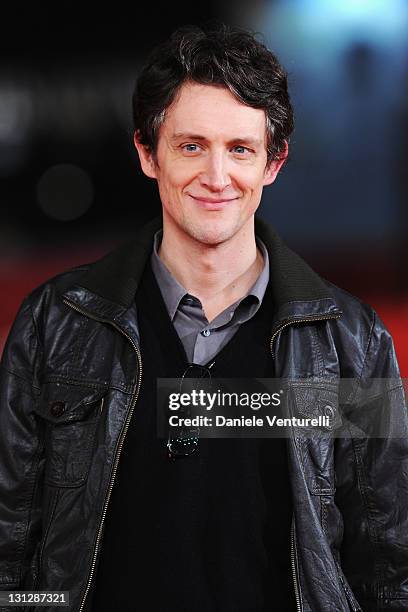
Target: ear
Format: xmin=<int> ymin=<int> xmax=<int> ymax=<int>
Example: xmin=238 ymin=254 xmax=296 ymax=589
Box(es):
xmin=263 ymin=140 xmax=289 ymax=186
xmin=133 ymin=130 xmax=158 ymax=179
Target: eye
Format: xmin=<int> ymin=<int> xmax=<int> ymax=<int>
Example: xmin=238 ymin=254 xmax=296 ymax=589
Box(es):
xmin=232 ymin=145 xmax=251 ymax=155
xmin=182 ymin=143 xmax=201 ymax=154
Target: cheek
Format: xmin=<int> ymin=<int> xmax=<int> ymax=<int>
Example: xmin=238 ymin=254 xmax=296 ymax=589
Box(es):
xmin=164 ymin=160 xmax=199 ymax=190
xmin=157 ymin=166 xmax=196 ymax=212
xmin=233 ymin=167 xmax=266 ymax=192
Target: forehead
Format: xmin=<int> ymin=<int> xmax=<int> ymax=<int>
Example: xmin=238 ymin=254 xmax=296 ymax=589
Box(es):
xmin=162 ymin=82 xmax=267 ymax=143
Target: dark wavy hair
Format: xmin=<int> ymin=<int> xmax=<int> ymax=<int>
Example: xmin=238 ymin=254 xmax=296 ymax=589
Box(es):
xmin=132 ymin=24 xmax=294 ymax=164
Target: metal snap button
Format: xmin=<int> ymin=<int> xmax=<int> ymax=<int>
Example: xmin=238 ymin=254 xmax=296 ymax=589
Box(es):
xmin=324 ymin=405 xmax=335 ymax=419
xmin=50 ymin=400 xmax=66 ymax=417
xmin=201 ymin=329 xmax=211 ymax=337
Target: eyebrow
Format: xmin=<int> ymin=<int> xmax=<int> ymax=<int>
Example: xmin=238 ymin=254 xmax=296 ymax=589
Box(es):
xmin=170 ymin=132 xmax=263 ymax=148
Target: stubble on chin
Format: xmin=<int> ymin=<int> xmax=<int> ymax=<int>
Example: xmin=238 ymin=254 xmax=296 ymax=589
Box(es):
xmin=180 ymin=215 xmax=243 ymax=247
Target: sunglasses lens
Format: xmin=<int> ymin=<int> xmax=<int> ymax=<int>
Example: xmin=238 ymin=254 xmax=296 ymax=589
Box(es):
xmin=167 ymin=364 xmax=212 ymax=460
xmin=167 ymin=436 xmax=199 ymax=459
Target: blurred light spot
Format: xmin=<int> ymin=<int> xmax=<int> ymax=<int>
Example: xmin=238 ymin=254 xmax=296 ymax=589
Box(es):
xmin=0 ymin=86 xmax=33 ymax=175
xmin=0 ymin=88 xmax=32 ymax=143
xmin=37 ymin=164 xmax=94 ymax=221
xmin=261 ymin=0 xmax=408 ymax=79
xmin=297 ymin=0 xmax=408 ymax=45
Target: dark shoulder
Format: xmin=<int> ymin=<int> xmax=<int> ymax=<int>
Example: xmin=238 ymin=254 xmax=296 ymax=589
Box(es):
xmin=321 ymin=278 xmax=395 ymax=377
xmin=26 ymin=263 xmax=91 ymax=308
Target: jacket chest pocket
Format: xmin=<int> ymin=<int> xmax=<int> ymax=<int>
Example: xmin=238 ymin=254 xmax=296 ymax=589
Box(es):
xmin=34 ymin=382 xmax=107 ymax=487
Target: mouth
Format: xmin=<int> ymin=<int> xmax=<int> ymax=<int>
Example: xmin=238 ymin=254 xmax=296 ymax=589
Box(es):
xmin=188 ymin=195 xmax=238 ymax=211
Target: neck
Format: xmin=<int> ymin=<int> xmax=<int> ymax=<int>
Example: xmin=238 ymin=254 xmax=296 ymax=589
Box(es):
xmin=158 ymin=215 xmax=264 ymax=322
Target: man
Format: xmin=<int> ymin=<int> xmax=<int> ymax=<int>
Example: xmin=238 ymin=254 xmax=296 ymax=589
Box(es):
xmin=0 ymin=24 xmax=407 ymax=612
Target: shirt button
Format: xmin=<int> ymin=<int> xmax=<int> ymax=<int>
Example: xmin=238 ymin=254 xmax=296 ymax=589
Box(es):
xmin=201 ymin=329 xmax=211 ymax=337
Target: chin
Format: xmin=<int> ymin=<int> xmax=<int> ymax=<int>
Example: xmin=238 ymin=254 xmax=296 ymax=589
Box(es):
xmin=183 ymin=219 xmax=240 ymax=246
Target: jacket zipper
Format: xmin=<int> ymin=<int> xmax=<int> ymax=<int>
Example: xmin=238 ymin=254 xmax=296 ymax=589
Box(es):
xmin=63 ymin=299 xmax=143 ymax=612
xmin=269 ymin=312 xmax=342 ymax=358
xmin=291 ymin=519 xmax=303 ymax=612
xmin=269 ymin=310 xmax=341 ymax=612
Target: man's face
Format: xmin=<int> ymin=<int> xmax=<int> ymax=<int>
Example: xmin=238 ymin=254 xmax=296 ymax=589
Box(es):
xmin=135 ymin=82 xmax=287 ymax=246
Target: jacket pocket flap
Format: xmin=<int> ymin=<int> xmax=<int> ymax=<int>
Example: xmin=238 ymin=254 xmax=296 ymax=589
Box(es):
xmin=34 ymin=383 xmax=107 ymax=424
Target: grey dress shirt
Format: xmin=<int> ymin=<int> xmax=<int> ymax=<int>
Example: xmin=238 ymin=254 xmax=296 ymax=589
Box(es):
xmin=150 ymin=230 xmax=270 ymax=365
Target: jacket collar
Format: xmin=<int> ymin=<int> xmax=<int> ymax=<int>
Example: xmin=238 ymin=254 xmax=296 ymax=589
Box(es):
xmin=62 ymin=215 xmax=341 ymax=324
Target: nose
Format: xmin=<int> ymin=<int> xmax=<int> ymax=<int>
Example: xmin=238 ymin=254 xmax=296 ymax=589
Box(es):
xmin=199 ymin=151 xmax=231 ymax=192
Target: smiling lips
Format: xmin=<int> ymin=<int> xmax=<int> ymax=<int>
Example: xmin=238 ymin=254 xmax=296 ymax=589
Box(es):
xmin=188 ymin=195 xmax=238 ymax=210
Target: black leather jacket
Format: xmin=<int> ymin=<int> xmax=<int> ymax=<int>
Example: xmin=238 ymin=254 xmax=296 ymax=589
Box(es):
xmin=1 ymin=217 xmax=407 ymax=612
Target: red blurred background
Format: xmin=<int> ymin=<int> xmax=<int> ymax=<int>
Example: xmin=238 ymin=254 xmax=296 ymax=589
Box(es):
xmin=1 ymin=245 xmax=407 ymax=376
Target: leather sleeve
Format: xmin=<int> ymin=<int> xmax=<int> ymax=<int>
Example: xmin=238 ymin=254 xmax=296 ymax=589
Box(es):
xmin=0 ymin=297 xmax=44 ymax=594
xmin=335 ymin=310 xmax=408 ymax=610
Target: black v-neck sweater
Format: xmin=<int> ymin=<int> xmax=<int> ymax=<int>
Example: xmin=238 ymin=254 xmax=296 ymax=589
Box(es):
xmin=92 ymin=260 xmax=295 ymax=611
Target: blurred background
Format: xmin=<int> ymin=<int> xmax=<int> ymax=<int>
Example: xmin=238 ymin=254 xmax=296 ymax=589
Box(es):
xmin=1 ymin=0 xmax=407 ymax=373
